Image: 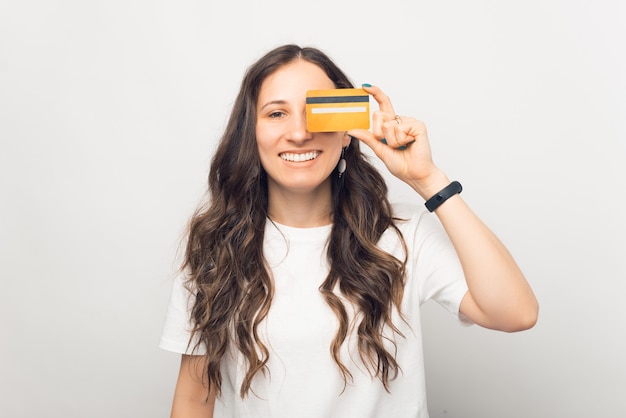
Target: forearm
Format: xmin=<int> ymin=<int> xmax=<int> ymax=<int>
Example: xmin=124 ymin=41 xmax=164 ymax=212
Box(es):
xmin=347 ymin=84 xmax=538 ymax=330
xmin=171 ymin=393 xmax=215 ymax=418
xmin=411 ymin=172 xmax=539 ymax=331
xmin=170 ymin=355 xmax=216 ymax=418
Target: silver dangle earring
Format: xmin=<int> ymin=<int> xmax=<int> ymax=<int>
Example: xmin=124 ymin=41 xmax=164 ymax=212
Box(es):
xmin=337 ymin=146 xmax=347 ymax=178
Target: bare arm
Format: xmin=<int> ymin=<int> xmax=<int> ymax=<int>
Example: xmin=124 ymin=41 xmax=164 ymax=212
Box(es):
xmin=417 ymin=171 xmax=539 ymax=332
xmin=350 ymin=84 xmax=539 ymax=332
xmin=170 ymin=355 xmax=216 ymax=418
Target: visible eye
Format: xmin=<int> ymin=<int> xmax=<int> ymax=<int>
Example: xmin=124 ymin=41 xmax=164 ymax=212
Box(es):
xmin=268 ymin=110 xmax=285 ymax=119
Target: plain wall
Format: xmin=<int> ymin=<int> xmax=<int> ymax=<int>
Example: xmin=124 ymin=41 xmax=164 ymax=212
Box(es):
xmin=1 ymin=1 xmax=624 ymax=417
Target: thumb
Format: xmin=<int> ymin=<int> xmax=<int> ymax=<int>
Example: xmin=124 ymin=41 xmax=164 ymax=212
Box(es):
xmin=347 ymin=129 xmax=387 ymax=157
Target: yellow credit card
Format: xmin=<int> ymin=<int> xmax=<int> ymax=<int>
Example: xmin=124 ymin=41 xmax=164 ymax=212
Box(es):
xmin=306 ymin=88 xmax=370 ymax=132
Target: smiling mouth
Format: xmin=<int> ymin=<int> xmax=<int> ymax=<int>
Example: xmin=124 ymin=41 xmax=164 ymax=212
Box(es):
xmin=279 ymin=151 xmax=320 ymax=162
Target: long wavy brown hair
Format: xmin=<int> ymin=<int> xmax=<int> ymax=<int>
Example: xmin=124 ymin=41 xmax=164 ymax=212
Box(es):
xmin=183 ymin=44 xmax=408 ymax=398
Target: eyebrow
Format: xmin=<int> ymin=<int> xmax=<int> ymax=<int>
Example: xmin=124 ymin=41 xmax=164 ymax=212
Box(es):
xmin=259 ymin=99 xmax=288 ymax=112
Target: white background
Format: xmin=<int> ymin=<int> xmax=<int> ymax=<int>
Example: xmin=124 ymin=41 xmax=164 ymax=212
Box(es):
xmin=1 ymin=1 xmax=625 ymax=417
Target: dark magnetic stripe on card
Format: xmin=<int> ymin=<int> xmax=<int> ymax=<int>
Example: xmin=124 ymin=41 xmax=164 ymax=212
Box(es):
xmin=306 ymin=96 xmax=369 ymax=104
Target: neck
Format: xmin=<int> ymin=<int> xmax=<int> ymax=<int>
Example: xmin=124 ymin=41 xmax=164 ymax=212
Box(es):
xmin=267 ymin=184 xmax=333 ymax=228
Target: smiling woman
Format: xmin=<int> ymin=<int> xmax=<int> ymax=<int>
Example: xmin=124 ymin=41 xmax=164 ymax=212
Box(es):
xmin=256 ymin=60 xmax=351 ymax=221
xmin=159 ymin=44 xmax=538 ymax=418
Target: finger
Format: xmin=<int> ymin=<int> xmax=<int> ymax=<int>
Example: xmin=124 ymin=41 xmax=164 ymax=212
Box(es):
xmin=385 ymin=116 xmax=424 ymax=150
xmin=381 ymin=118 xmax=400 ymax=147
xmin=381 ymin=115 xmax=413 ymax=148
xmin=402 ymin=117 xmax=428 ymax=142
xmin=367 ymin=112 xmax=409 ymax=149
xmin=371 ymin=107 xmax=403 ymax=135
xmin=347 ymin=129 xmax=390 ymax=158
xmin=392 ymin=116 xmax=419 ymax=146
xmin=381 ymin=137 xmax=408 ymax=151
xmin=371 ymin=109 xmax=388 ymax=139
xmin=362 ymin=84 xmax=396 ymax=117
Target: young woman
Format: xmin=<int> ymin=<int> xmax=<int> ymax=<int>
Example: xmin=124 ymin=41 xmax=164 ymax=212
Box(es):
xmin=159 ymin=44 xmax=538 ymax=418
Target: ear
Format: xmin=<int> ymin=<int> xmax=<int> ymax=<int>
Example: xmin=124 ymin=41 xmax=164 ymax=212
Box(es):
xmin=342 ymin=132 xmax=352 ymax=148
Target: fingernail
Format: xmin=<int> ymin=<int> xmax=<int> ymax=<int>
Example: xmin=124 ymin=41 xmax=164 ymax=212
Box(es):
xmin=380 ymin=138 xmax=387 ymax=144
xmin=362 ymin=83 xmax=372 ymax=88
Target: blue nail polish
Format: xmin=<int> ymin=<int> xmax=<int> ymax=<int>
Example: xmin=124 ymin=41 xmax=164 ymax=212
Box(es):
xmin=380 ymin=138 xmax=387 ymax=144
xmin=362 ymin=83 xmax=372 ymax=88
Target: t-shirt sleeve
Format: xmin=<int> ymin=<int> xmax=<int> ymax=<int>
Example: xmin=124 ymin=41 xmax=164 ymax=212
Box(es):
xmin=159 ymin=272 xmax=206 ymax=354
xmin=399 ymin=205 xmax=472 ymax=324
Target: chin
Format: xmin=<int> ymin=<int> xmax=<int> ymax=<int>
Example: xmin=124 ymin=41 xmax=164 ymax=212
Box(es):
xmin=271 ymin=175 xmax=332 ymax=195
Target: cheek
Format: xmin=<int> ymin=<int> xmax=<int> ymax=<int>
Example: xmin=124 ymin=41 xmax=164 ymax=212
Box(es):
xmin=256 ymin=123 xmax=282 ymax=148
xmin=326 ymin=133 xmax=347 ymax=154
xmin=255 ymin=126 xmax=272 ymax=154
xmin=255 ymin=137 xmax=274 ymax=171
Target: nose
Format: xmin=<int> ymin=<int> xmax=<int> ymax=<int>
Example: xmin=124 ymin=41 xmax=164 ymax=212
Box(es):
xmin=288 ymin=110 xmax=312 ymax=144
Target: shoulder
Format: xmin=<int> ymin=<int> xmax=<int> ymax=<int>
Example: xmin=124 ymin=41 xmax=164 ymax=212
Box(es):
xmin=390 ymin=201 xmax=427 ymax=220
xmin=381 ymin=201 xmax=449 ymax=249
xmin=390 ymin=201 xmax=437 ymax=232
xmin=377 ymin=202 xmax=430 ymax=250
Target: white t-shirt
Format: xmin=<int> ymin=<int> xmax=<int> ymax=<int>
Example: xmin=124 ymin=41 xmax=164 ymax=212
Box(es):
xmin=160 ymin=203 xmax=469 ymax=418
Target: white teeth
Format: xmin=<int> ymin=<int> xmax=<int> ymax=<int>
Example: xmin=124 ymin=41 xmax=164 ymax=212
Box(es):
xmin=280 ymin=151 xmax=320 ymax=162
